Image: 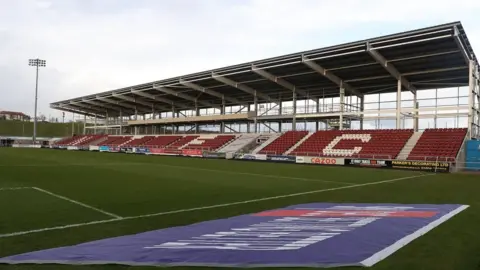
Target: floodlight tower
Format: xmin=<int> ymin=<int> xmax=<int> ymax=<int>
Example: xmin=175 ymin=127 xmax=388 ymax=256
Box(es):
xmin=28 ymin=58 xmax=46 ymax=144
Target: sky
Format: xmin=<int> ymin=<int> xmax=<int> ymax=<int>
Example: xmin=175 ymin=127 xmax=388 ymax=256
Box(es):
xmin=1 ymin=0 xmax=480 ymax=124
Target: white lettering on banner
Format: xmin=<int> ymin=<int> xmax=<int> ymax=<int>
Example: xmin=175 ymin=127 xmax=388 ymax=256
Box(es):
xmin=296 ymin=156 xmax=305 ymax=163
xmin=311 ymin=157 xmax=337 ymax=165
xmin=299 ymin=157 xmax=345 ymax=165
xmin=323 ymin=134 xmax=371 ymax=157
xmin=145 ymin=217 xmax=378 ymax=251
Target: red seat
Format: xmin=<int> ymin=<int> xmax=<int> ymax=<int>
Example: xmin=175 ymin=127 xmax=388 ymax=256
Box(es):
xmin=290 ymin=129 xmax=413 ymax=159
xmin=258 ymin=131 xmax=309 ymax=155
xmin=407 ymin=128 xmax=467 ymax=161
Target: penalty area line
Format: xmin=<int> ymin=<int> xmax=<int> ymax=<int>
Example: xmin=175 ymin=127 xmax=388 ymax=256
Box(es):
xmin=32 ymin=187 xmax=122 ymax=219
xmin=0 ymin=187 xmax=33 ymax=191
xmin=0 ymin=173 xmax=434 ymax=239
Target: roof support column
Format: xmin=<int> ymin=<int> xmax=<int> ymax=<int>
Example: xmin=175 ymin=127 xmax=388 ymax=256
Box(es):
xmin=279 ymin=101 xmax=283 ymax=132
xmin=360 ymin=97 xmax=364 ymax=130
xmin=468 ymin=60 xmax=475 ymax=139
xmin=83 ymin=115 xmax=87 ymax=135
xmin=397 ymin=79 xmax=402 ymax=129
xmin=220 ymin=97 xmax=225 ymax=133
xmin=476 ymin=70 xmax=480 ymax=139
xmin=413 ymin=91 xmax=418 ymax=131
xmin=119 ymin=110 xmax=123 ymax=135
xmin=292 ymin=89 xmax=297 ymax=131
xmin=315 ymin=98 xmax=320 ymax=131
xmin=254 ymin=91 xmax=258 ymax=133
xmin=339 ymin=88 xmax=345 ymax=130
xmin=94 ymin=115 xmax=97 ymax=135
xmin=195 ymin=101 xmax=199 ymax=134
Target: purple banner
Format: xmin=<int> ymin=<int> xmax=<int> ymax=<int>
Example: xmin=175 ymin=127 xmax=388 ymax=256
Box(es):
xmin=0 ymin=203 xmax=468 ymax=268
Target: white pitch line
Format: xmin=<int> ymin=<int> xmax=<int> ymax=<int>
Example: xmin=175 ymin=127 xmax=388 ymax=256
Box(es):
xmin=0 ymin=187 xmax=32 ymax=191
xmin=0 ymin=163 xmax=355 ymax=185
xmin=0 ymin=173 xmax=434 ymax=239
xmin=32 ymin=187 xmax=122 ymax=219
xmin=156 ymin=164 xmax=356 ymax=185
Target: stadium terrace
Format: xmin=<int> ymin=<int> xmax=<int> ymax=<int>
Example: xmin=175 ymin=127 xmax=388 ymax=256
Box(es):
xmin=44 ymin=21 xmax=480 ymax=170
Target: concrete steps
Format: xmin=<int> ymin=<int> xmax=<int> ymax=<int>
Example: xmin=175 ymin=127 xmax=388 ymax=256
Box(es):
xmin=284 ymin=132 xmax=314 ymax=155
xmin=397 ymin=131 xmax=423 ymax=160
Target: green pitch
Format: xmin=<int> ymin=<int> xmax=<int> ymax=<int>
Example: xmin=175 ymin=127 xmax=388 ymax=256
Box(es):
xmin=0 ymin=148 xmax=478 ymax=270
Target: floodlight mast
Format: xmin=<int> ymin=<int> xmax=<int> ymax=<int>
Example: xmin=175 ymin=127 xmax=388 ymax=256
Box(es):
xmin=28 ymin=58 xmax=46 ymax=144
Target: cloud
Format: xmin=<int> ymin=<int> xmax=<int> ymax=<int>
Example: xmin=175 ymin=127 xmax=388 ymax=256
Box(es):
xmin=0 ymin=0 xmax=479 ymax=125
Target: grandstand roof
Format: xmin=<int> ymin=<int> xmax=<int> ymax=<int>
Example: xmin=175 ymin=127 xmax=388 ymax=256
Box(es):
xmin=51 ymin=21 xmax=477 ymax=117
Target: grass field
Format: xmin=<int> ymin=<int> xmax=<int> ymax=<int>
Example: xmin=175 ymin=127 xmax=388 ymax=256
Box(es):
xmin=0 ymin=148 xmax=479 ymax=270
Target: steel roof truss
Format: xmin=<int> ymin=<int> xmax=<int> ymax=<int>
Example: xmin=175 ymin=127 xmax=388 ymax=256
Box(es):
xmin=152 ymin=85 xmax=221 ymax=109
xmin=302 ymin=55 xmax=363 ymax=97
xmin=211 ymin=73 xmax=278 ymax=104
xmin=366 ymin=42 xmax=417 ymax=94
xmin=81 ymin=99 xmax=136 ymax=114
xmin=179 ymin=79 xmax=245 ymax=105
xmin=251 ymin=65 xmax=309 ymax=97
xmin=453 ymin=25 xmax=471 ymax=65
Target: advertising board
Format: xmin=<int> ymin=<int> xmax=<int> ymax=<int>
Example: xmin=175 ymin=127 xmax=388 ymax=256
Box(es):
xmin=344 ymin=159 xmax=450 ymax=173
xmin=3 ymin=203 xmax=466 ymax=268
xmin=12 ymin=144 xmax=42 ymax=149
xmin=236 ymin=154 xmax=268 ymax=160
xmin=267 ymin=155 xmax=296 ymax=163
xmin=182 ymin=149 xmax=203 ymax=157
xmin=202 ymin=152 xmax=226 ymax=159
xmin=135 ymin=147 xmax=150 ymax=154
xmin=297 ymin=156 xmax=344 ymax=165
xmin=67 ymin=146 xmax=79 ymax=151
xmin=345 ymin=159 xmax=388 ymax=167
xmin=120 ymin=147 xmax=134 ymax=154
xmin=390 ymin=160 xmax=450 ymax=173
xmin=99 ymin=146 xmax=110 ymax=152
xmin=89 ymin=146 xmax=100 ymax=151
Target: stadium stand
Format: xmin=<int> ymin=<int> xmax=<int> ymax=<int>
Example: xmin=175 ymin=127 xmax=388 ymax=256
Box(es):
xmin=290 ymin=129 xmax=413 ymax=159
xmin=168 ymin=135 xmax=199 ymax=149
xmin=124 ymin=136 xmax=155 ymax=147
xmin=53 ymin=135 xmax=103 ymax=146
xmin=407 ymin=128 xmax=467 ymax=161
xmin=100 ymin=136 xmax=133 ymax=146
xmin=144 ymin=135 xmax=183 ymax=148
xmin=53 ymin=127 xmax=468 ymax=162
xmin=218 ymin=134 xmax=260 ymax=153
xmin=258 ymin=131 xmax=309 ymax=155
xmin=183 ymin=135 xmax=237 ymax=151
xmin=54 ymin=135 xmax=83 ymax=146
xmin=76 ymin=135 xmax=107 ymax=146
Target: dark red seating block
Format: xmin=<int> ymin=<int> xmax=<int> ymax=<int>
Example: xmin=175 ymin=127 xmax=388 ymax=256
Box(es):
xmin=291 ymin=129 xmax=413 ymax=159
xmin=407 ymin=128 xmax=467 ymax=161
xmin=184 ymin=135 xmax=236 ymax=151
xmin=258 ymin=131 xmax=309 ymax=155
xmin=144 ymin=136 xmax=183 ymax=148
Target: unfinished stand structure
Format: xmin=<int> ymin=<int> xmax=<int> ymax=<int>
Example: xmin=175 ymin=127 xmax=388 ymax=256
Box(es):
xmin=50 ymin=22 xmax=479 ymax=145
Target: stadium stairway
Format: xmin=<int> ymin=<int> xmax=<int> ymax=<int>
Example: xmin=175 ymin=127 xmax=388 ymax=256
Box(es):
xmin=183 ymin=135 xmax=237 ymax=151
xmin=145 ymin=135 xmax=183 ymax=148
xmin=76 ymin=135 xmax=107 ymax=146
xmin=396 ymin=131 xmax=423 ymax=160
xmin=258 ymin=131 xmax=309 ymax=155
xmin=173 ymin=135 xmax=199 ymax=149
xmin=124 ymin=136 xmax=155 ymax=147
xmin=284 ymin=132 xmax=315 ymax=155
xmin=251 ymin=134 xmax=281 ymax=154
xmin=218 ymin=134 xmax=260 ymax=153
